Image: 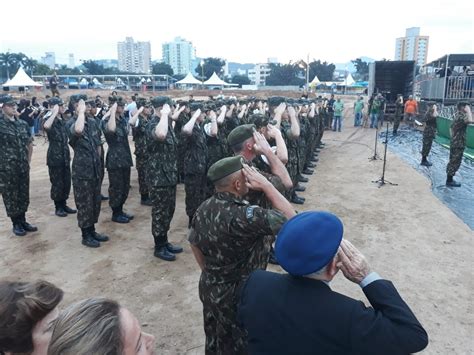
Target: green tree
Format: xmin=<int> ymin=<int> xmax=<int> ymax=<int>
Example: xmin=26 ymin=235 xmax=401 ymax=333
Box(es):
xmin=308 ymin=60 xmax=336 ymax=82
xmin=231 ymin=74 xmax=251 ymax=88
xmin=351 ymin=58 xmax=369 ymax=81
xmin=152 ymin=62 xmax=174 ymax=76
xmin=23 ymin=58 xmax=38 ymax=76
xmin=56 ymin=65 xmax=81 ymax=76
xmin=265 ymin=63 xmax=305 ymax=86
xmin=34 ymin=63 xmax=53 ymax=75
xmin=0 ymin=52 xmax=27 ymax=79
xmin=195 ymin=57 xmax=226 ymax=80
xmin=82 ymin=60 xmax=107 ymax=75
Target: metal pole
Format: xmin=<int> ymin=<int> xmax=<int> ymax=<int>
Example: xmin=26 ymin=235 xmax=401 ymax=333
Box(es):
xmin=306 ymin=54 xmax=309 ymax=92
xmin=442 ymin=54 xmax=449 ymax=106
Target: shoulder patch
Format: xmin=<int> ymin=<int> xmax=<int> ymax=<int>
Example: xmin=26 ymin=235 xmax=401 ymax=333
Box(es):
xmin=246 ymin=205 xmax=258 ymax=222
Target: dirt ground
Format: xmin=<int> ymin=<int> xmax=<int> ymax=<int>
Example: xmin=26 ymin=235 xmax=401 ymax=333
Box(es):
xmin=0 ymin=98 xmax=473 ymax=354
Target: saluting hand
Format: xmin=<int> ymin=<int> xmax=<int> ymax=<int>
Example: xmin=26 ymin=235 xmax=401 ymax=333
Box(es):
xmin=252 ymin=131 xmax=272 ymax=155
xmin=77 ymin=99 xmax=86 ymax=113
xmin=336 ymin=240 xmax=371 ymax=284
xmin=51 ymin=104 xmax=59 ymax=116
xmin=242 ymin=164 xmax=271 ymax=191
xmin=287 ymin=106 xmax=296 ymax=118
xmin=266 ymin=124 xmax=281 ymax=139
xmin=161 ymin=103 xmax=171 ymax=116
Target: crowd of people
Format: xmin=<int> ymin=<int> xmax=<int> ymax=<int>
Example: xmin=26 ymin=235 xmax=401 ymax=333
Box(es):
xmin=1 ymin=88 xmax=471 ymax=354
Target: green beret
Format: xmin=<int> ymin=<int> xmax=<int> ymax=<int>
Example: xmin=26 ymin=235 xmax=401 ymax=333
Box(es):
xmin=150 ymin=96 xmax=172 ymax=108
xmin=251 ymin=114 xmax=277 ymax=128
xmin=0 ymin=94 xmax=16 ymax=105
xmin=49 ymin=97 xmax=64 ymax=106
xmin=267 ymin=96 xmax=286 ymax=107
xmin=70 ymin=94 xmax=88 ymax=103
xmin=227 ymin=124 xmax=256 ymax=146
xmin=207 ymin=155 xmax=244 ymax=183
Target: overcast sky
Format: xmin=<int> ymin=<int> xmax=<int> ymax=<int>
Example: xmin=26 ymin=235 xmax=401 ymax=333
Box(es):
xmin=1 ymin=0 xmax=472 ymax=65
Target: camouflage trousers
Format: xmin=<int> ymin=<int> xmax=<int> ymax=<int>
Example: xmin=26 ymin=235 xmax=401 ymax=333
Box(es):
xmin=184 ymin=173 xmax=208 ymax=219
xmin=150 ymin=185 xmax=176 ymax=247
xmin=326 ymin=112 xmax=333 ymax=129
xmin=99 ymin=145 xmax=105 ymax=184
xmin=421 ymin=127 xmax=436 ymax=158
xmin=107 ymin=168 xmax=131 ymax=209
xmin=199 ymin=277 xmax=247 ymax=355
xmin=446 ymin=146 xmax=464 ymax=177
xmin=72 ymin=178 xmax=101 ymax=228
xmin=0 ymin=167 xmax=29 ymax=218
xmin=48 ymin=165 xmax=71 ymax=203
xmin=135 ymin=156 xmax=148 ymax=196
xmin=298 ymin=143 xmax=306 ymax=173
xmin=393 ymin=109 xmax=403 ymax=133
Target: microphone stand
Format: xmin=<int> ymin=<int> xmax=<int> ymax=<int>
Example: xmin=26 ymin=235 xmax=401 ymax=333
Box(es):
xmin=372 ymin=122 xmax=398 ymax=188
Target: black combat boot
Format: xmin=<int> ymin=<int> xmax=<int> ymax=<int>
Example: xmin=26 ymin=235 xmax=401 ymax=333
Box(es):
xmin=294 ymin=183 xmax=306 ymax=192
xmin=101 ymin=194 xmax=109 ymax=201
xmin=112 ymin=207 xmax=129 ymax=223
xmin=154 ymin=245 xmax=176 ymax=261
xmin=54 ymin=201 xmax=67 ymax=217
xmin=311 ymin=157 xmax=319 ymax=163
xmin=306 ymin=162 xmax=316 ymax=168
xmin=11 ymin=216 xmax=26 ymax=236
xmin=188 ymin=215 xmax=193 ymax=229
xmin=141 ymin=194 xmax=152 ymax=206
xmin=81 ymin=227 xmax=100 ymax=248
xmin=446 ymin=175 xmax=461 ymax=187
xmin=63 ymin=200 xmax=77 ymax=214
xmin=303 ymin=168 xmax=314 ymax=175
xmin=290 ymin=190 xmax=305 ymax=205
xmin=166 ymin=241 xmax=183 ymax=254
xmin=420 ymin=156 xmax=432 ymax=167
xmin=20 ymin=213 xmax=38 ymax=232
xmin=121 ymin=208 xmax=134 ymax=220
xmin=91 ymin=225 xmax=109 ymax=242
xmin=298 ymin=175 xmax=309 ymax=183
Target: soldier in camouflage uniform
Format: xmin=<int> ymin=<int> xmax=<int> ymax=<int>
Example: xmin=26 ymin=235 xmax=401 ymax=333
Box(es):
xmin=90 ymin=100 xmax=108 ymax=201
xmin=67 ymin=95 xmax=109 ymax=248
xmin=189 ymin=156 xmax=295 ymax=354
xmin=420 ymin=103 xmax=438 ymax=167
xmin=146 ymin=96 xmax=183 ymax=261
xmin=181 ymin=103 xmax=214 ymax=227
xmin=130 ymin=98 xmax=153 ymax=206
xmin=43 ymin=97 xmax=76 ymax=217
xmin=0 ymin=94 xmax=38 ymax=236
xmin=173 ymin=101 xmax=190 ymax=184
xmin=101 ymin=96 xmax=134 ymax=223
xmin=446 ymin=102 xmax=473 ymax=187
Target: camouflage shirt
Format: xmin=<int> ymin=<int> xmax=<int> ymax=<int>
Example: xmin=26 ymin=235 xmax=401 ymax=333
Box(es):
xmin=0 ymin=113 xmax=31 ymax=172
xmin=183 ymin=122 xmax=208 ymax=175
xmin=45 ymin=115 xmax=70 ymax=167
xmin=451 ymin=111 xmax=468 ymax=148
xmin=207 ymin=122 xmax=229 ymax=167
xmin=67 ymin=116 xmax=101 ymax=180
xmin=145 ymin=115 xmax=178 ymax=187
xmin=102 ymin=115 xmax=133 ymax=169
xmin=189 ymin=191 xmax=287 ymax=285
xmin=132 ymin=114 xmax=150 ymax=158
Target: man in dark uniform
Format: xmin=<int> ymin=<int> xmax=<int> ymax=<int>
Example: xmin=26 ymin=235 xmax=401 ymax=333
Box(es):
xmin=130 ymin=97 xmax=152 ymax=206
xmin=67 ymin=95 xmax=109 ymax=248
xmin=420 ymin=102 xmax=438 ymax=167
xmin=89 ymin=100 xmax=108 ymax=201
xmin=43 ymin=97 xmax=76 ymax=217
xmin=393 ymin=94 xmax=404 ymax=135
xmin=181 ymin=103 xmax=214 ymax=227
xmin=446 ymin=102 xmax=473 ymax=187
xmin=189 ymin=156 xmax=296 ymax=354
xmin=173 ymin=101 xmax=190 ymax=184
xmin=101 ymin=96 xmax=134 ymax=223
xmin=146 ymin=96 xmax=183 ymax=261
xmin=326 ymin=94 xmax=335 ymax=129
xmin=0 ymin=94 xmax=38 ymax=236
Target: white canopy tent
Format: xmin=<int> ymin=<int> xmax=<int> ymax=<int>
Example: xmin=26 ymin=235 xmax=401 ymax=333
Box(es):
xmin=345 ymin=73 xmax=355 ymax=86
xmin=2 ymin=67 xmax=43 ymax=87
xmin=203 ymin=72 xmax=237 ymax=86
xmin=176 ymin=72 xmax=202 ymax=85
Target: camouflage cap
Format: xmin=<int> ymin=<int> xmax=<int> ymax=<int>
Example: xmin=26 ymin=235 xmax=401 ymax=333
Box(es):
xmin=189 ymin=102 xmax=204 ymax=112
xmin=108 ymin=95 xmax=125 ymax=106
xmin=69 ymin=94 xmax=88 ymax=103
xmin=150 ymin=96 xmax=172 ymax=108
xmin=250 ymin=113 xmax=277 ymax=128
xmin=0 ymin=94 xmax=16 ymax=105
xmin=227 ymin=124 xmax=256 ymax=146
xmin=49 ymin=97 xmax=64 ymax=106
xmin=85 ymin=99 xmax=96 ymax=108
xmin=207 ymin=155 xmax=244 ymax=183
xmin=136 ymin=97 xmax=150 ymax=109
xmin=204 ymin=102 xmax=216 ymax=112
xmin=267 ymin=96 xmax=286 ymax=107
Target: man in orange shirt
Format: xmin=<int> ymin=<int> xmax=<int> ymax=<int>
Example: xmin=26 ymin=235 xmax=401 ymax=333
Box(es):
xmin=404 ymin=95 xmax=418 ymax=127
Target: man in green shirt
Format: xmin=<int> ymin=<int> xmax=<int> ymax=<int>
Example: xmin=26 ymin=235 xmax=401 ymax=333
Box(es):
xmin=332 ymin=97 xmax=344 ymax=132
xmin=353 ymin=96 xmax=364 ymax=127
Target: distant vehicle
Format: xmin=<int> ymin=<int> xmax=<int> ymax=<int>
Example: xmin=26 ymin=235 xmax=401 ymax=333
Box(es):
xmin=64 ymin=78 xmax=79 ymax=89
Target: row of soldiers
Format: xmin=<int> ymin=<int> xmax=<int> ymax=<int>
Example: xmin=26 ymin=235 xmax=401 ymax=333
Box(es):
xmin=0 ymin=92 xmax=330 ymax=260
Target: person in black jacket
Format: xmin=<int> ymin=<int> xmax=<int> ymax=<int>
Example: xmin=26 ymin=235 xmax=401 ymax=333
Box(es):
xmin=238 ymin=211 xmax=428 ymax=355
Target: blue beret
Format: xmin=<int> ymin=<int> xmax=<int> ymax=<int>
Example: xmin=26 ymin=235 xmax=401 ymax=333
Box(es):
xmin=275 ymin=211 xmax=344 ymax=276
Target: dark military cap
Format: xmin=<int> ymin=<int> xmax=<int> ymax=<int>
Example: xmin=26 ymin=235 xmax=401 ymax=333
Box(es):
xmin=85 ymin=99 xmax=96 ymax=108
xmin=150 ymin=96 xmax=172 ymax=108
xmin=136 ymin=97 xmax=149 ymax=109
xmin=251 ymin=113 xmax=277 ymax=128
xmin=108 ymin=95 xmax=125 ymax=106
xmin=267 ymin=96 xmax=286 ymax=107
xmin=69 ymin=94 xmax=88 ymax=103
xmin=204 ymin=102 xmax=216 ymax=111
xmin=225 ymin=98 xmax=237 ymax=106
xmin=0 ymin=94 xmax=16 ymax=105
xmin=238 ymin=99 xmax=248 ymax=105
xmin=207 ymin=155 xmax=244 ymax=182
xmin=49 ymin=97 xmax=64 ymax=106
xmin=286 ymin=98 xmax=296 ymax=106
xmin=227 ymin=124 xmax=256 ymax=146
xmin=189 ymin=102 xmax=204 ymax=112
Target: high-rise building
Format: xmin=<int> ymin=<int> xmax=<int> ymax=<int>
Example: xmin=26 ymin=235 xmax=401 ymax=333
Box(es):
xmin=68 ymin=53 xmax=75 ymax=68
xmin=248 ymin=63 xmax=272 ymax=86
xmin=41 ymin=52 xmax=56 ymax=69
xmin=162 ymin=37 xmax=196 ymax=76
xmin=395 ymin=27 xmax=429 ymax=66
xmin=117 ymin=37 xmax=151 ymax=73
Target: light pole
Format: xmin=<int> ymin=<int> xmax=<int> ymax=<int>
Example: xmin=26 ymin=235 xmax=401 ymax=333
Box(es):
xmin=306 ymin=53 xmax=310 ymax=93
